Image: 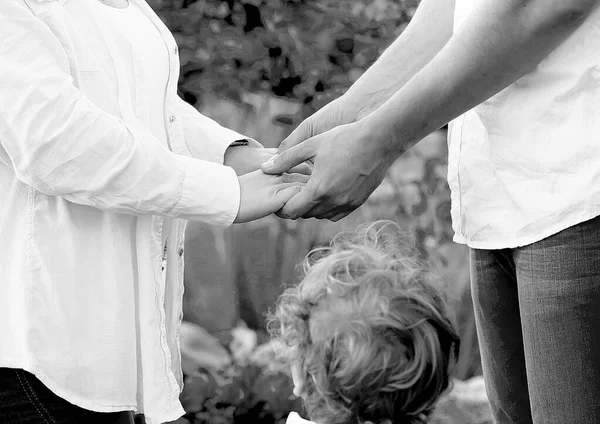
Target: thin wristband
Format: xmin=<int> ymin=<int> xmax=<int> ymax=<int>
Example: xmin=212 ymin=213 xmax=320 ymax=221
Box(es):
xmin=229 ymin=139 xmax=250 ymax=147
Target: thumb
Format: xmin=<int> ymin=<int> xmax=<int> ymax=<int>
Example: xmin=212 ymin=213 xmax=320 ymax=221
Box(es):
xmin=261 ymin=139 xmax=315 ymax=175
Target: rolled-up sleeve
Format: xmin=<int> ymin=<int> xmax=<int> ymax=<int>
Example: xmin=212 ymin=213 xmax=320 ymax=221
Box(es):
xmin=0 ymin=0 xmax=239 ymax=226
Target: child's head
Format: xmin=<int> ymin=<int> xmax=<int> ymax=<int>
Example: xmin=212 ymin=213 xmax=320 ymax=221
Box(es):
xmin=268 ymin=221 xmax=460 ymax=424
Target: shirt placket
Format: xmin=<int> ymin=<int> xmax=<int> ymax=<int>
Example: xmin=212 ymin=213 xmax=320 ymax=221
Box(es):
xmin=136 ymin=1 xmax=184 ymax=155
xmin=131 ymin=0 xmax=182 ymax=401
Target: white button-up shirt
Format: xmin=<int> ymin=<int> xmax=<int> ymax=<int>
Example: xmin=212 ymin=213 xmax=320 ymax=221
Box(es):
xmin=0 ymin=1 xmax=249 ymax=423
xmin=449 ymin=0 xmax=600 ymax=249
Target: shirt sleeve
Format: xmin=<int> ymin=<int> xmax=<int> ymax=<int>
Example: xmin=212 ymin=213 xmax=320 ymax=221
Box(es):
xmin=0 ymin=0 xmax=239 ymax=227
xmin=174 ymin=97 xmax=262 ymax=165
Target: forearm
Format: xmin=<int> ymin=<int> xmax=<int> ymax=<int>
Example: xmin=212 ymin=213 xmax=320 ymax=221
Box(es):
xmin=363 ymin=0 xmax=598 ymax=156
xmin=342 ymin=0 xmax=455 ymax=120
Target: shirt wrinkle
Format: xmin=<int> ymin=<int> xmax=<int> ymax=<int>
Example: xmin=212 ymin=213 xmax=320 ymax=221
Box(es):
xmin=450 ymin=0 xmax=600 ymax=249
xmin=0 ymin=1 xmax=245 ymax=423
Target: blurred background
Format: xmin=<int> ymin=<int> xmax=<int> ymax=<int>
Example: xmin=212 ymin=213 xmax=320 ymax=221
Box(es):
xmin=144 ymin=0 xmax=487 ymax=422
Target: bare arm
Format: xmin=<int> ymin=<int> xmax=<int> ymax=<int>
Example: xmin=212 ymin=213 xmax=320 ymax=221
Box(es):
xmin=346 ymin=0 xmax=455 ymax=120
xmin=265 ymin=0 xmax=600 ymax=220
xmin=274 ymin=0 xmax=455 ymax=152
xmin=364 ymin=0 xmax=600 ymax=155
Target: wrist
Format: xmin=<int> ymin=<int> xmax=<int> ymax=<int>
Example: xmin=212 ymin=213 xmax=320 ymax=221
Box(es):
xmin=344 ymin=82 xmax=395 ymax=122
xmin=324 ymin=94 xmax=361 ymax=125
xmin=356 ymin=113 xmax=405 ymax=163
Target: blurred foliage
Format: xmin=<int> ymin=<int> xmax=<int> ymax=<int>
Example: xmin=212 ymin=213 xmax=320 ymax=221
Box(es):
xmin=148 ymin=0 xmax=418 ymax=114
xmin=177 ymin=365 xmax=302 ymax=424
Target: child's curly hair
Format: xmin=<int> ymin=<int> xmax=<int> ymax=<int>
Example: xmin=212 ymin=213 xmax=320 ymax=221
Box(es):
xmin=267 ymin=221 xmax=460 ymax=424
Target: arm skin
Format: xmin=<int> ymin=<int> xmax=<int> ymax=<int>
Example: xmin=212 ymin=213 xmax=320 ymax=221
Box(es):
xmin=364 ymin=0 xmax=600 ymax=156
xmin=346 ymin=0 xmax=455 ymax=120
xmin=264 ymin=0 xmax=600 ymax=220
xmin=274 ymin=0 xmax=455 ymax=153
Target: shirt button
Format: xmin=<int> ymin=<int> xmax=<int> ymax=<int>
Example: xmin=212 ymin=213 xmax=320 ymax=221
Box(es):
xmin=174 ymin=46 xmax=179 ymax=55
xmin=178 ymin=247 xmax=184 ymax=257
xmin=169 ymin=114 xmax=176 ymax=123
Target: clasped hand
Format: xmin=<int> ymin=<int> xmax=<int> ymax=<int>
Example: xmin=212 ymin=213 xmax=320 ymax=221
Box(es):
xmin=227 ymin=118 xmax=392 ymax=223
xmin=261 ymin=116 xmax=393 ymax=222
xmin=224 ymin=145 xmax=312 ymax=223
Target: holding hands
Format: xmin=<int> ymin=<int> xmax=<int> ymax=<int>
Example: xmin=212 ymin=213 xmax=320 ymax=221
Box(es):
xmin=260 ymin=99 xmax=395 ymax=221
xmin=234 ymin=170 xmax=310 ymax=223
xmin=223 ymin=144 xmax=311 ymax=223
xmin=227 ymin=95 xmax=396 ymax=224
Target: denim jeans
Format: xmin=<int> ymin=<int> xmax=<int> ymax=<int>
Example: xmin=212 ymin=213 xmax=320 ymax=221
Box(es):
xmin=471 ymin=215 xmax=600 ymax=424
xmin=0 ymin=368 xmax=134 ymax=424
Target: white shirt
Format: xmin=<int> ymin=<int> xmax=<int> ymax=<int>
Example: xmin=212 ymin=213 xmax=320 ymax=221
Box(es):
xmin=0 ymin=1 xmax=253 ymax=423
xmin=88 ymin=0 xmax=174 ymax=256
xmin=448 ymin=1 xmax=600 ymax=249
xmin=88 ymin=0 xmax=170 ymax=148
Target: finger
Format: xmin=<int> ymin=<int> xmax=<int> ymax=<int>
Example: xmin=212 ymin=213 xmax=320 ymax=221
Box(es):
xmin=287 ymin=162 xmax=313 ymax=175
xmin=277 ymin=121 xmax=311 ymax=154
xmin=328 ymin=212 xmax=351 ymax=222
xmin=281 ymin=172 xmax=310 ymax=184
xmin=302 ymin=201 xmax=357 ymax=220
xmin=277 ymin=185 xmax=318 ymax=219
xmin=304 ymin=203 xmax=345 ymax=221
xmin=274 ymin=185 xmax=305 ymax=209
xmin=262 ymin=139 xmax=317 ymax=175
xmin=320 ymin=205 xmax=355 ymax=222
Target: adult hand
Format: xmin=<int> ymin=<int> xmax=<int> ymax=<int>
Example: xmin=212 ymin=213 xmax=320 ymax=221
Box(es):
xmin=261 ymin=121 xmax=396 ymax=221
xmin=234 ymin=170 xmax=310 ymax=223
xmin=276 ymin=97 xmax=358 ymax=156
xmin=224 ymin=145 xmax=312 ymax=176
xmin=224 ymin=146 xmax=277 ymax=176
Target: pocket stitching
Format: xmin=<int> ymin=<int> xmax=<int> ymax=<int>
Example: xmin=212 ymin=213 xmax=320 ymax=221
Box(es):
xmin=15 ymin=370 xmax=57 ymax=424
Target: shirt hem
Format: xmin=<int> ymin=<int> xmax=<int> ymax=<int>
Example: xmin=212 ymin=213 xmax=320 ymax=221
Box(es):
xmin=0 ymin=359 xmax=137 ymax=411
xmin=453 ymin=210 xmax=600 ymax=249
xmin=144 ymin=404 xmax=186 ymax=424
xmin=0 ymin=358 xmax=186 ymax=424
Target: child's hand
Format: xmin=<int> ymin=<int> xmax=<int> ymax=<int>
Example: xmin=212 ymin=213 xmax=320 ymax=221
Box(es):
xmin=224 ymin=146 xmax=277 ymax=176
xmin=234 ymin=170 xmax=309 ymax=223
xmin=225 ymin=146 xmax=312 ymax=176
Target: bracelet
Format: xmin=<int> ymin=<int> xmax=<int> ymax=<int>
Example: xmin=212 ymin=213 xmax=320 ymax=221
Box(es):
xmin=229 ymin=139 xmax=250 ymax=147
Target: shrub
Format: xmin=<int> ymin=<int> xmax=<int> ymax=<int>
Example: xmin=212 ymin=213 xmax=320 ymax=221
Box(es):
xmin=149 ymin=0 xmax=419 ymax=114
